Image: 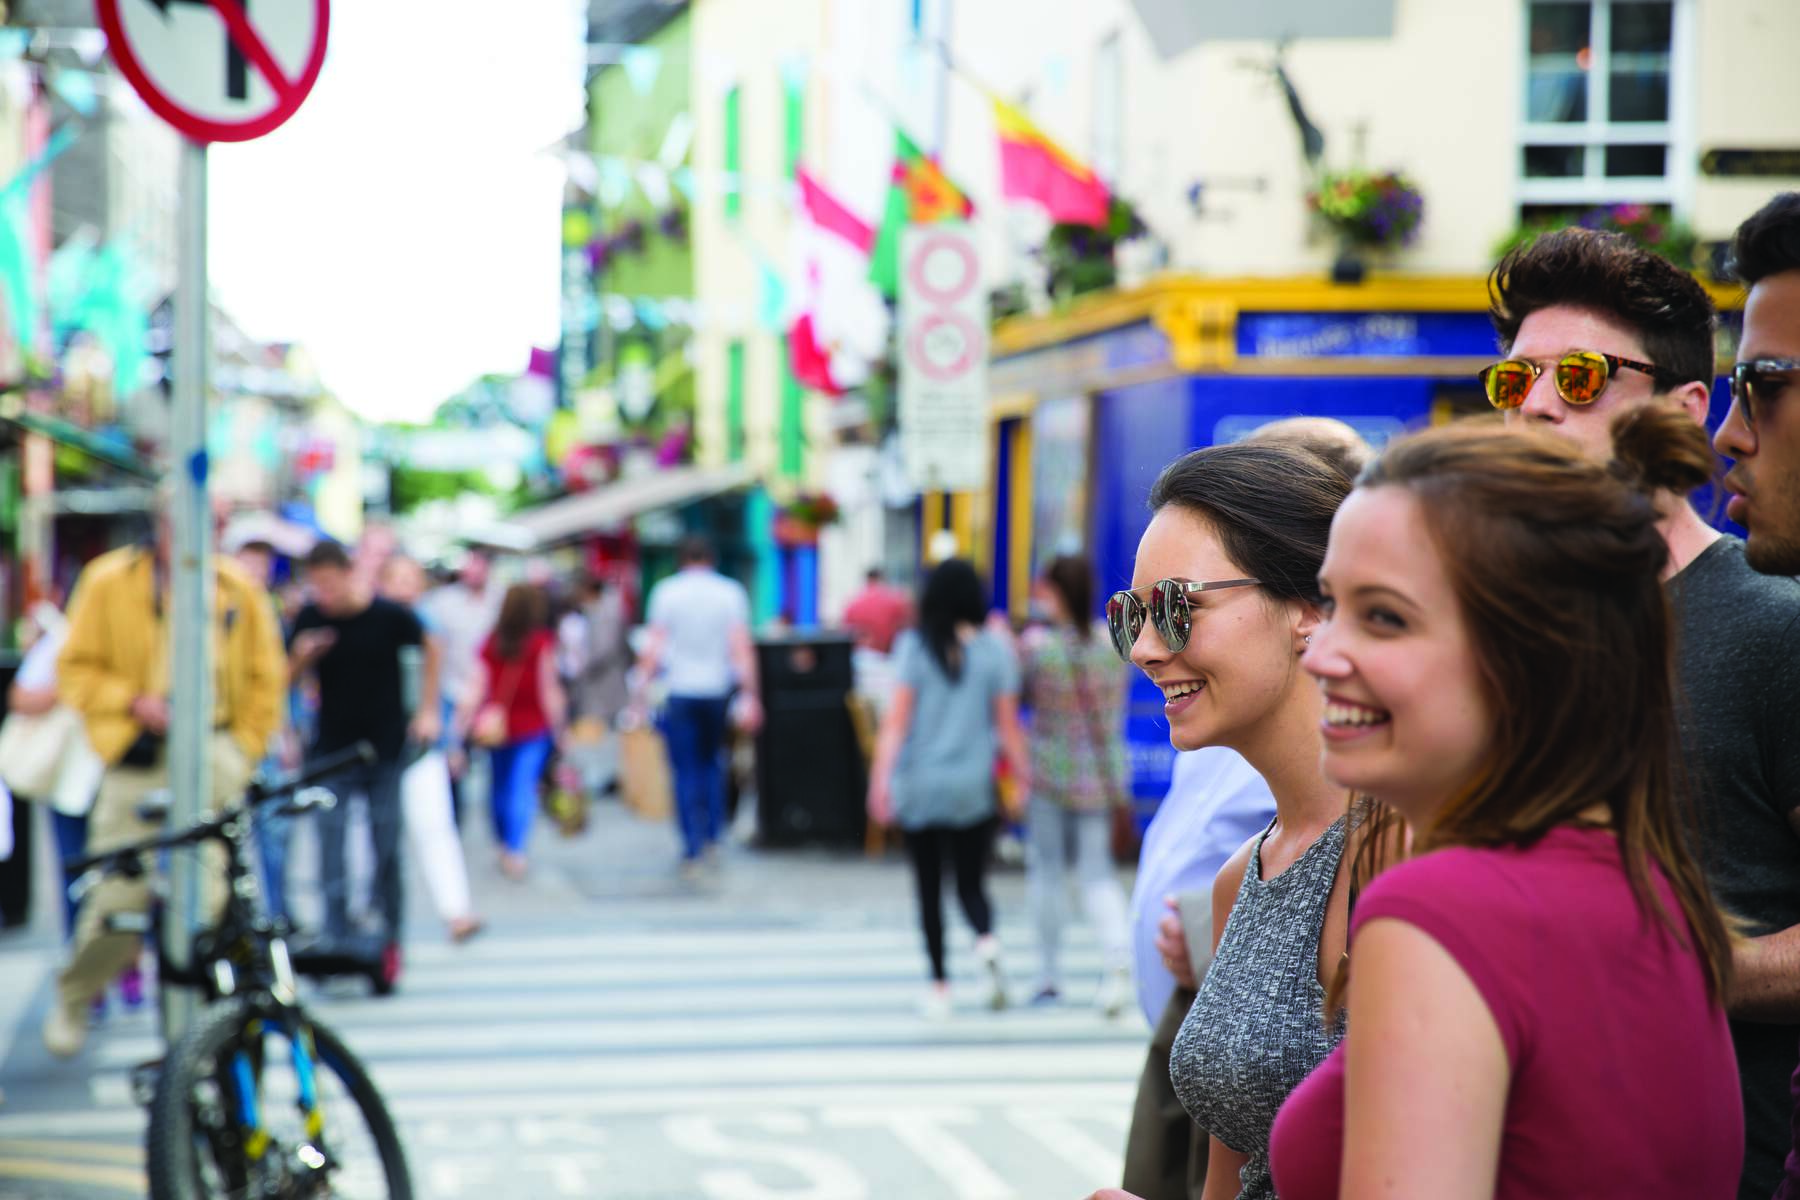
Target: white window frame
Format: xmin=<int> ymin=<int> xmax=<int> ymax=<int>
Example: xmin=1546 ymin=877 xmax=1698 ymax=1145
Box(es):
xmin=1515 ymin=0 xmax=1695 ymax=216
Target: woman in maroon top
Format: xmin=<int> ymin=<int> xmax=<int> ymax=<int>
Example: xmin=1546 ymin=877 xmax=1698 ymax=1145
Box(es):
xmin=460 ymin=584 xmax=565 ymax=880
xmin=1268 ymin=409 xmax=1742 ymax=1199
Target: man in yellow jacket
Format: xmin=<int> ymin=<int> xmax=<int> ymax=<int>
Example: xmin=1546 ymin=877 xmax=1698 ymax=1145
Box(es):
xmin=45 ymin=519 xmax=286 ymax=1057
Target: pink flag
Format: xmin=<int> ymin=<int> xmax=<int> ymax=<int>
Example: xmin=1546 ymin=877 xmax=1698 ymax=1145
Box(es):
xmin=796 ymin=168 xmax=875 ymax=257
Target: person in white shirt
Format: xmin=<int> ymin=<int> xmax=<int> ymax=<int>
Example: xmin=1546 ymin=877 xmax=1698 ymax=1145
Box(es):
xmin=635 ymin=538 xmax=761 ymax=874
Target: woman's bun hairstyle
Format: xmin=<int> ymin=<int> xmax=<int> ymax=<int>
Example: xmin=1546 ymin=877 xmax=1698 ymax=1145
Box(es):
xmin=1607 ymin=405 xmax=1716 ymax=499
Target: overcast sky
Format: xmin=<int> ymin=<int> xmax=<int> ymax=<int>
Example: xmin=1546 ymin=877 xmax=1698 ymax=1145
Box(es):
xmin=208 ymin=1 xmax=586 ymax=424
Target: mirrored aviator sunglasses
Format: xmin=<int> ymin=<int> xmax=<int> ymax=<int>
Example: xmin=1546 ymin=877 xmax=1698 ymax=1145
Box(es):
xmin=1105 ymin=578 xmax=1260 ymax=662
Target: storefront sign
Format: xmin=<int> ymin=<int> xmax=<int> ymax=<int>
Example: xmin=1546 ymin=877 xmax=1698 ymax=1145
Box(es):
xmin=899 ymin=224 xmax=989 ymax=493
xmin=1237 ymin=311 xmax=1496 ymax=359
xmin=1700 ymin=149 xmax=1800 ymax=178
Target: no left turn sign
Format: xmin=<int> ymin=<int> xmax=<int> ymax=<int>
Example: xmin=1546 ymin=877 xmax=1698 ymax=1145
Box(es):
xmin=97 ymin=0 xmax=330 ymax=143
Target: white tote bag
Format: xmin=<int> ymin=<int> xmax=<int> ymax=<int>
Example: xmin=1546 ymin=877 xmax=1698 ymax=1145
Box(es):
xmin=0 ymin=705 xmax=80 ymax=798
xmin=401 ymin=749 xmax=473 ymax=922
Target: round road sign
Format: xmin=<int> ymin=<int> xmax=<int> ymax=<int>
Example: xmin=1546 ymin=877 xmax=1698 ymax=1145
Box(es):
xmin=97 ymin=0 xmax=330 ymax=143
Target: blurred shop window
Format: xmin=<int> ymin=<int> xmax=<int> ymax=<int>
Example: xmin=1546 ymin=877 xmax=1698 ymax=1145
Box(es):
xmin=724 ymin=84 xmax=743 ymax=221
xmin=1519 ymin=0 xmax=1681 ymax=214
xmin=1093 ymin=31 xmax=1124 ymax=186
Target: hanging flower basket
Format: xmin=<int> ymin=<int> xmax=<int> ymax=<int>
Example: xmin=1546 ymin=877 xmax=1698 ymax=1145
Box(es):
xmin=772 ymin=493 xmax=840 ymax=548
xmin=1307 ymin=170 xmax=1425 ymax=251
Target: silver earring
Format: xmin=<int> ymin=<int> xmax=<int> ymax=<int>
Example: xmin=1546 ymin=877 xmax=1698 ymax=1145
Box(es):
xmin=1303 ymin=635 xmax=1313 ymax=644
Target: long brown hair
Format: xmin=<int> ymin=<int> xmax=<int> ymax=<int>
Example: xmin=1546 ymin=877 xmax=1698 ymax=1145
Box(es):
xmin=1359 ymin=406 xmax=1732 ymax=999
xmin=1041 ymin=555 xmax=1096 ymax=640
xmin=494 ymin=584 xmax=547 ymax=662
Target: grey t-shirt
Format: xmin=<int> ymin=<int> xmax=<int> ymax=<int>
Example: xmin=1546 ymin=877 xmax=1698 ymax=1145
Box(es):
xmin=891 ymin=628 xmax=1019 ymax=830
xmin=1668 ymin=536 xmax=1800 ymax=1200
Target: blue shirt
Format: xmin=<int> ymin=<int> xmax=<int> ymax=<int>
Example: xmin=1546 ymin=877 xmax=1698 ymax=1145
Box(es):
xmin=1129 ymin=747 xmax=1277 ymax=1024
xmin=891 ymin=628 xmax=1019 ymax=829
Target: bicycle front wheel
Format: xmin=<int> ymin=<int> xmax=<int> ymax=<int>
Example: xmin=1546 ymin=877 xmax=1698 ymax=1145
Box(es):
xmin=146 ymin=996 xmax=411 ymax=1200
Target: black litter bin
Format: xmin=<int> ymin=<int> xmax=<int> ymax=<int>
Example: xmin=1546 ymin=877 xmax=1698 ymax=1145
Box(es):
xmin=754 ymin=633 xmax=866 ymax=847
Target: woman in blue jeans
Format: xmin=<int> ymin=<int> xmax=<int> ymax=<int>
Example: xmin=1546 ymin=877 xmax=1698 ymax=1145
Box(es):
xmin=463 ymin=585 xmax=565 ymax=880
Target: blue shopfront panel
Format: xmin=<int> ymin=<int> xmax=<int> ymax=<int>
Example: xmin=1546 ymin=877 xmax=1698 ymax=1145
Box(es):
xmin=1093 ymin=373 xmax=1439 ymax=808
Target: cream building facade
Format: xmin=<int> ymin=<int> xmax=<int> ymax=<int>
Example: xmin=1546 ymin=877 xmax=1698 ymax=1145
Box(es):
xmin=690 ymin=0 xmax=1800 ymax=612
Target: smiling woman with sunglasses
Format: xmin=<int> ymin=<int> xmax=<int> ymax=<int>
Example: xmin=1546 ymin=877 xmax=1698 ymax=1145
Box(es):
xmin=1087 ymin=441 xmax=1391 ymax=1200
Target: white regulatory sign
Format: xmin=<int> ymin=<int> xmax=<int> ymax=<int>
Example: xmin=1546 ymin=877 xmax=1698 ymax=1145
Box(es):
xmin=899 ymin=223 xmax=989 ymax=493
xmin=99 ymin=0 xmax=330 ymax=143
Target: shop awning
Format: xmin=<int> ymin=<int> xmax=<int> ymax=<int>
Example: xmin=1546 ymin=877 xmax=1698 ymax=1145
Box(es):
xmin=0 ymin=398 xmax=157 ymax=479
xmin=505 ymin=463 xmax=755 ymax=547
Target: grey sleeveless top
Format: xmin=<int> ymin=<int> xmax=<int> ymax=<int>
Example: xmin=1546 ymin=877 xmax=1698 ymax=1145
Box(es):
xmin=1170 ymin=815 xmax=1348 ymax=1200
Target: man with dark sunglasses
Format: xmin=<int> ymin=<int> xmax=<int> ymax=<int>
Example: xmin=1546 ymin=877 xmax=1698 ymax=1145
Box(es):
xmin=1718 ymin=193 xmax=1800 ymax=579
xmin=1716 ymin=191 xmax=1800 ymax=1200
xmin=1489 ymin=226 xmax=1800 ymax=1200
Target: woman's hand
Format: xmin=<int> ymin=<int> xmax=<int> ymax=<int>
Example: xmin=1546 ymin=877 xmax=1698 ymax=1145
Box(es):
xmin=867 ymin=772 xmax=894 ymax=827
xmin=1156 ymin=896 xmax=1198 ymax=991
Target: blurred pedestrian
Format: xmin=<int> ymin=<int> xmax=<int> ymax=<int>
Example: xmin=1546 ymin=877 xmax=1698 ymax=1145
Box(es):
xmin=44 ymin=508 xmax=285 ymax=1057
xmin=289 ymin=540 xmax=439 ymax=981
xmin=1095 ymin=442 xmax=1374 ymax=1200
xmin=381 ymin=555 xmax=483 ymax=942
xmin=1015 ymin=555 xmax=1133 ymax=1015
xmin=421 ymin=547 xmax=501 ymax=824
xmin=867 ymin=558 xmax=1027 ymax=1019
xmin=5 ymin=603 xmax=105 ymax=942
xmin=1490 ymin=227 xmax=1800 ymax=1198
xmin=842 ymin=566 xmax=912 ymax=654
xmin=567 ymin=573 xmax=631 ymax=796
xmin=1269 ymin=411 xmax=1742 ymax=1199
xmin=459 ymin=584 xmax=565 ymax=880
xmin=1715 ymin=192 xmax=1800 ymax=1200
xmin=635 ymin=537 xmax=761 ymax=876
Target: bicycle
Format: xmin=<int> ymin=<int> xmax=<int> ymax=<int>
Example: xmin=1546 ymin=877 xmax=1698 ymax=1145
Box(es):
xmin=68 ymin=741 xmax=413 ymax=1199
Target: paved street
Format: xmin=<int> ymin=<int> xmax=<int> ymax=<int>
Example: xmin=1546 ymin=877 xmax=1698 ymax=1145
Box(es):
xmin=0 ymin=795 xmax=1149 ymax=1199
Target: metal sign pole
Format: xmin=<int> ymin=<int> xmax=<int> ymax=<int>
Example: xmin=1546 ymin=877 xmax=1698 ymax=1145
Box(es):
xmin=163 ymin=136 xmax=214 ymax=1043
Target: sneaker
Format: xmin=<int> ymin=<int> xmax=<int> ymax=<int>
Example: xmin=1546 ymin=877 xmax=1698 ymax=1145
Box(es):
xmin=1029 ymin=985 xmax=1061 ymax=1007
xmin=448 ymin=915 xmax=485 ymax=944
xmin=379 ymin=941 xmax=402 ymax=991
xmin=678 ymin=858 xmax=705 ymax=884
xmin=43 ymin=1001 xmax=87 ymax=1059
xmin=918 ymin=985 xmax=952 ymax=1021
xmin=1096 ymin=967 xmax=1132 ymax=1019
xmin=975 ymin=936 xmax=1009 ymax=1011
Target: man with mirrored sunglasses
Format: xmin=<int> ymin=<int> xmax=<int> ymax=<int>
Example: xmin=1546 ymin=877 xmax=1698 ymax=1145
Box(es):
xmin=1716 ymin=191 xmax=1800 ymax=1200
xmin=1488 ymin=226 xmax=1800 ymax=1200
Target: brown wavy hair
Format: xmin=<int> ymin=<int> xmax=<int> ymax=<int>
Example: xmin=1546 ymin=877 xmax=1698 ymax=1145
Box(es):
xmin=494 ymin=584 xmax=548 ymax=662
xmin=1356 ymin=406 xmax=1732 ymax=999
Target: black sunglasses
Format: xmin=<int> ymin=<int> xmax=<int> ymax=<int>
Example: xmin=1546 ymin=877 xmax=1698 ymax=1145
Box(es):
xmin=1730 ymin=358 xmax=1800 ymax=432
xmin=1105 ymin=578 xmax=1260 ymax=661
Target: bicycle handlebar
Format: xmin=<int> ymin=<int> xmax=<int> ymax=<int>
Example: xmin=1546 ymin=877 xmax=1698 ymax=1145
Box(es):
xmin=245 ymin=740 xmax=376 ymax=804
xmin=66 ymin=740 xmax=376 ymax=876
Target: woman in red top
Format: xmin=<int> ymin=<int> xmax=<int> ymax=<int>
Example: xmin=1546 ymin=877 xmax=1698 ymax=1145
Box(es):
xmin=461 ymin=584 xmax=565 ymax=880
xmin=1269 ymin=409 xmax=1741 ymax=1199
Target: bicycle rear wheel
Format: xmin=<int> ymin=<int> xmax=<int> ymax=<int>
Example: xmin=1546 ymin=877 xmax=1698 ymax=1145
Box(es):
xmin=147 ymin=996 xmax=411 ymax=1199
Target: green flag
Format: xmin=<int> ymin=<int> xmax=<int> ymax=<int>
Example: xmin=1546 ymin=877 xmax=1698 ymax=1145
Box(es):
xmin=869 ymin=129 xmax=975 ymax=298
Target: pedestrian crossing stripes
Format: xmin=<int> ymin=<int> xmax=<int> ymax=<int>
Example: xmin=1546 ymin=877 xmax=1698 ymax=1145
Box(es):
xmin=2 ymin=917 xmax=1154 ymax=1199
